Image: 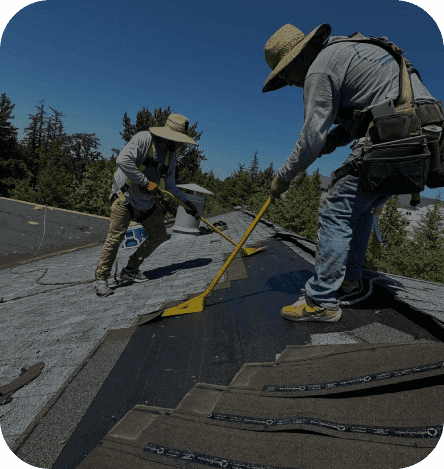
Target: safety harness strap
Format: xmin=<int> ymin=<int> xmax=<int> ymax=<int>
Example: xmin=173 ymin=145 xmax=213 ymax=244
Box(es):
xmin=124 ymin=141 xmax=170 ymax=191
xmin=328 ymin=34 xmax=412 ymax=118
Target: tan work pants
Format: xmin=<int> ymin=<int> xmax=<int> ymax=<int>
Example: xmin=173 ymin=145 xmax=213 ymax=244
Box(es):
xmin=95 ymin=199 xmax=167 ymax=280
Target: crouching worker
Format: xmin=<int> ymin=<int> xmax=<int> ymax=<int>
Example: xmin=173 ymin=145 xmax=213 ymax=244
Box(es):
xmin=94 ymin=113 xmax=199 ymax=297
xmin=264 ymin=23 xmax=441 ymax=322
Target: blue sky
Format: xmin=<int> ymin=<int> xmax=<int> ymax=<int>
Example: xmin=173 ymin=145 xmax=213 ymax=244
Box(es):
xmin=1 ymin=0 xmax=444 ymax=200
xmin=1 ymin=4 xmax=444 ymax=469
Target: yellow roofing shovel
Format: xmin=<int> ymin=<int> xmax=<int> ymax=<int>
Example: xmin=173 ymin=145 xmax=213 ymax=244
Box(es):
xmin=161 ymin=197 xmax=271 ymax=317
xmin=160 ymin=189 xmax=266 ymax=257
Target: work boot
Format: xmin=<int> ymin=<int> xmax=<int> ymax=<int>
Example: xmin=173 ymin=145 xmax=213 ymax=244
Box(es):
xmin=281 ymin=296 xmax=342 ymax=322
xmin=337 ymin=279 xmax=364 ymax=301
xmin=120 ymin=267 xmax=150 ymax=283
xmin=94 ymin=279 xmax=114 ymax=297
xmin=212 ymin=221 xmax=228 ymax=231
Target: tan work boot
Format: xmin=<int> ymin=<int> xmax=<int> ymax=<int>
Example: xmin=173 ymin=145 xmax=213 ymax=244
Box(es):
xmin=94 ymin=279 xmax=114 ymax=297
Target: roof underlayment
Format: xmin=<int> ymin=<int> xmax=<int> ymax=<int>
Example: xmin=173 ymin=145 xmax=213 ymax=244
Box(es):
xmin=1 ymin=198 xmax=444 ymax=468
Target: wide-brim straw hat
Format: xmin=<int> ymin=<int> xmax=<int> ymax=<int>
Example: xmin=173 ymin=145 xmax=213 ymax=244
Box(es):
xmin=262 ymin=23 xmax=331 ymax=92
xmin=149 ymin=113 xmax=198 ymax=145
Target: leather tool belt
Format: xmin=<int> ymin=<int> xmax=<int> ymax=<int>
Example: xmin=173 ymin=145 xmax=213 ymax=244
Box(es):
xmin=326 ymin=33 xmax=444 ymax=196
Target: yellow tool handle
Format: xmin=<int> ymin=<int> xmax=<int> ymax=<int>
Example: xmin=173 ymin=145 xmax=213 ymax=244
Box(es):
xmin=160 ymin=196 xmax=271 ymax=318
xmin=159 ymin=189 xmax=193 ymax=212
xmin=201 ymin=197 xmax=271 ymax=296
xmin=160 ymin=189 xmax=237 ymax=246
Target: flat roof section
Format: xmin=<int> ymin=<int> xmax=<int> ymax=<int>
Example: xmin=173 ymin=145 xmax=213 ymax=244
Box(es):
xmin=0 ymin=197 xmax=110 ymax=270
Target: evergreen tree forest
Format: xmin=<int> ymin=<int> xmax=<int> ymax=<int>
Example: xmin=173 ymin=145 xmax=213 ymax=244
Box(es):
xmin=2 ymin=93 xmax=443 ymax=283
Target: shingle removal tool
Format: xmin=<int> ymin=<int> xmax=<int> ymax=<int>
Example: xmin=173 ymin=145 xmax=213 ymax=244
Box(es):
xmin=161 ymin=197 xmax=271 ymax=317
xmin=160 ymin=189 xmax=266 ymax=257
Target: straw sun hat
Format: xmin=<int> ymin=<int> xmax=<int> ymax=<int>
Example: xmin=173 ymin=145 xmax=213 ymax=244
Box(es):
xmin=262 ymin=23 xmax=331 ymax=92
xmin=149 ymin=113 xmax=198 ymax=145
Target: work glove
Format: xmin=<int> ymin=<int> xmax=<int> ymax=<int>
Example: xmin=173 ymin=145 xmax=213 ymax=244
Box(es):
xmin=143 ymin=179 xmax=158 ymax=194
xmin=322 ymin=133 xmax=339 ymax=155
xmin=184 ymin=200 xmax=199 ymax=219
xmin=322 ymin=125 xmax=353 ymax=156
xmin=269 ymin=176 xmax=290 ymax=204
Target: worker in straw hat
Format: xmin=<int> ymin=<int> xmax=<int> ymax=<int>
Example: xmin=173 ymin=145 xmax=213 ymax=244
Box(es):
xmin=94 ymin=113 xmax=200 ymax=297
xmin=265 ymin=23 xmax=439 ymax=321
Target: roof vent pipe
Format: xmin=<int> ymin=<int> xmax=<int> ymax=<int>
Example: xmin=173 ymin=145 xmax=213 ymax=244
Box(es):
xmin=171 ymin=184 xmax=214 ymax=240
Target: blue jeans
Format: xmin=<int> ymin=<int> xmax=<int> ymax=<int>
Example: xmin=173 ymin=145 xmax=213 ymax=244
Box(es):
xmin=304 ymin=145 xmax=391 ymax=310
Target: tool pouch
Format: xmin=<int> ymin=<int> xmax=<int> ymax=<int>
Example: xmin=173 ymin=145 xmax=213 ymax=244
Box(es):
xmin=356 ymin=135 xmax=431 ymax=196
xmin=369 ymin=108 xmax=421 ymax=143
xmin=372 ymin=114 xmax=413 ymax=142
xmin=424 ymin=124 xmax=444 ymax=189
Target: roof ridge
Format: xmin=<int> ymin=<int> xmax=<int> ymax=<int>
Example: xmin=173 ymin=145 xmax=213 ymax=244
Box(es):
xmin=0 ymin=196 xmax=110 ymax=220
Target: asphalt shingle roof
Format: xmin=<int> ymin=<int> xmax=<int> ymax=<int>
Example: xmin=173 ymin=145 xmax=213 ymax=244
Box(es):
xmin=1 ymin=197 xmax=443 ymax=468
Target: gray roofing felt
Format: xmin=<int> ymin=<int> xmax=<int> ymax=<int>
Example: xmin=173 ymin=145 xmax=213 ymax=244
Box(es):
xmin=0 ymin=198 xmax=443 ymax=467
xmin=0 ymin=197 xmax=111 ymax=270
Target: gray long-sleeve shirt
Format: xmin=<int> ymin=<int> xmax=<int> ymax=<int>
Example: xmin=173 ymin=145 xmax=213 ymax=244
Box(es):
xmin=276 ymin=35 xmax=436 ymax=183
xmin=112 ymin=131 xmax=190 ymax=211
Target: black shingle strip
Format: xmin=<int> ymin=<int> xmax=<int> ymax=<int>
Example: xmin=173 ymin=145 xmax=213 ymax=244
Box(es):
xmin=75 ymin=404 xmax=434 ymax=469
xmin=239 ymin=208 xmax=444 ymax=326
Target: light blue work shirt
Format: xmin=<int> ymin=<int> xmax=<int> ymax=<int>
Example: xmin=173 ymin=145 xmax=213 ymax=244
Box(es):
xmin=112 ymin=131 xmax=190 ymax=211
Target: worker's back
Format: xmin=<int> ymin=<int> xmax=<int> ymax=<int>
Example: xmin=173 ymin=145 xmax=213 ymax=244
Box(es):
xmin=307 ymin=35 xmax=435 ymax=128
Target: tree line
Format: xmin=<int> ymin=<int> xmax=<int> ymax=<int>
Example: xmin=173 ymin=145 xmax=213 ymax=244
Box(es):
xmin=1 ymin=93 xmax=443 ymax=284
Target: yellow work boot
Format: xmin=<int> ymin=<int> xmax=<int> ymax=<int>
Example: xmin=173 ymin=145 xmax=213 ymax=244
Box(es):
xmin=281 ymin=296 xmax=342 ymax=322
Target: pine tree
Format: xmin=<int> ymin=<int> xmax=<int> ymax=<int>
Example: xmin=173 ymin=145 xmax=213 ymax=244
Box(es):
xmin=252 ymin=171 xmax=320 ymax=241
xmin=21 ymin=100 xmax=48 ymax=188
xmin=175 ymin=120 xmax=205 ymax=184
xmin=378 ymin=196 xmax=409 ymax=250
xmin=0 ymin=93 xmax=26 ymax=196
xmin=119 ymin=106 xmax=172 ymax=143
xmin=230 ymin=163 xmax=245 ymax=178
xmin=248 ymin=151 xmax=259 ymax=180
xmin=33 ymin=142 xmax=74 ymax=208
xmin=45 ymin=107 xmax=66 ymax=145
xmin=250 ymin=161 xmax=275 ymax=197
xmin=368 ymin=196 xmax=412 ymax=276
xmin=412 ymin=198 xmax=444 ymax=248
xmin=65 ymin=132 xmax=102 ymax=180
xmin=0 ymin=93 xmax=18 ymax=144
xmin=226 ymin=172 xmax=257 ymax=208
xmin=406 ymin=198 xmax=444 ymax=283
xmin=263 ymin=161 xmax=275 ymax=180
xmin=8 ymin=172 xmax=37 ymax=203
xmin=311 ymin=169 xmax=321 ymax=195
xmin=280 ymin=171 xmax=321 ymax=241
